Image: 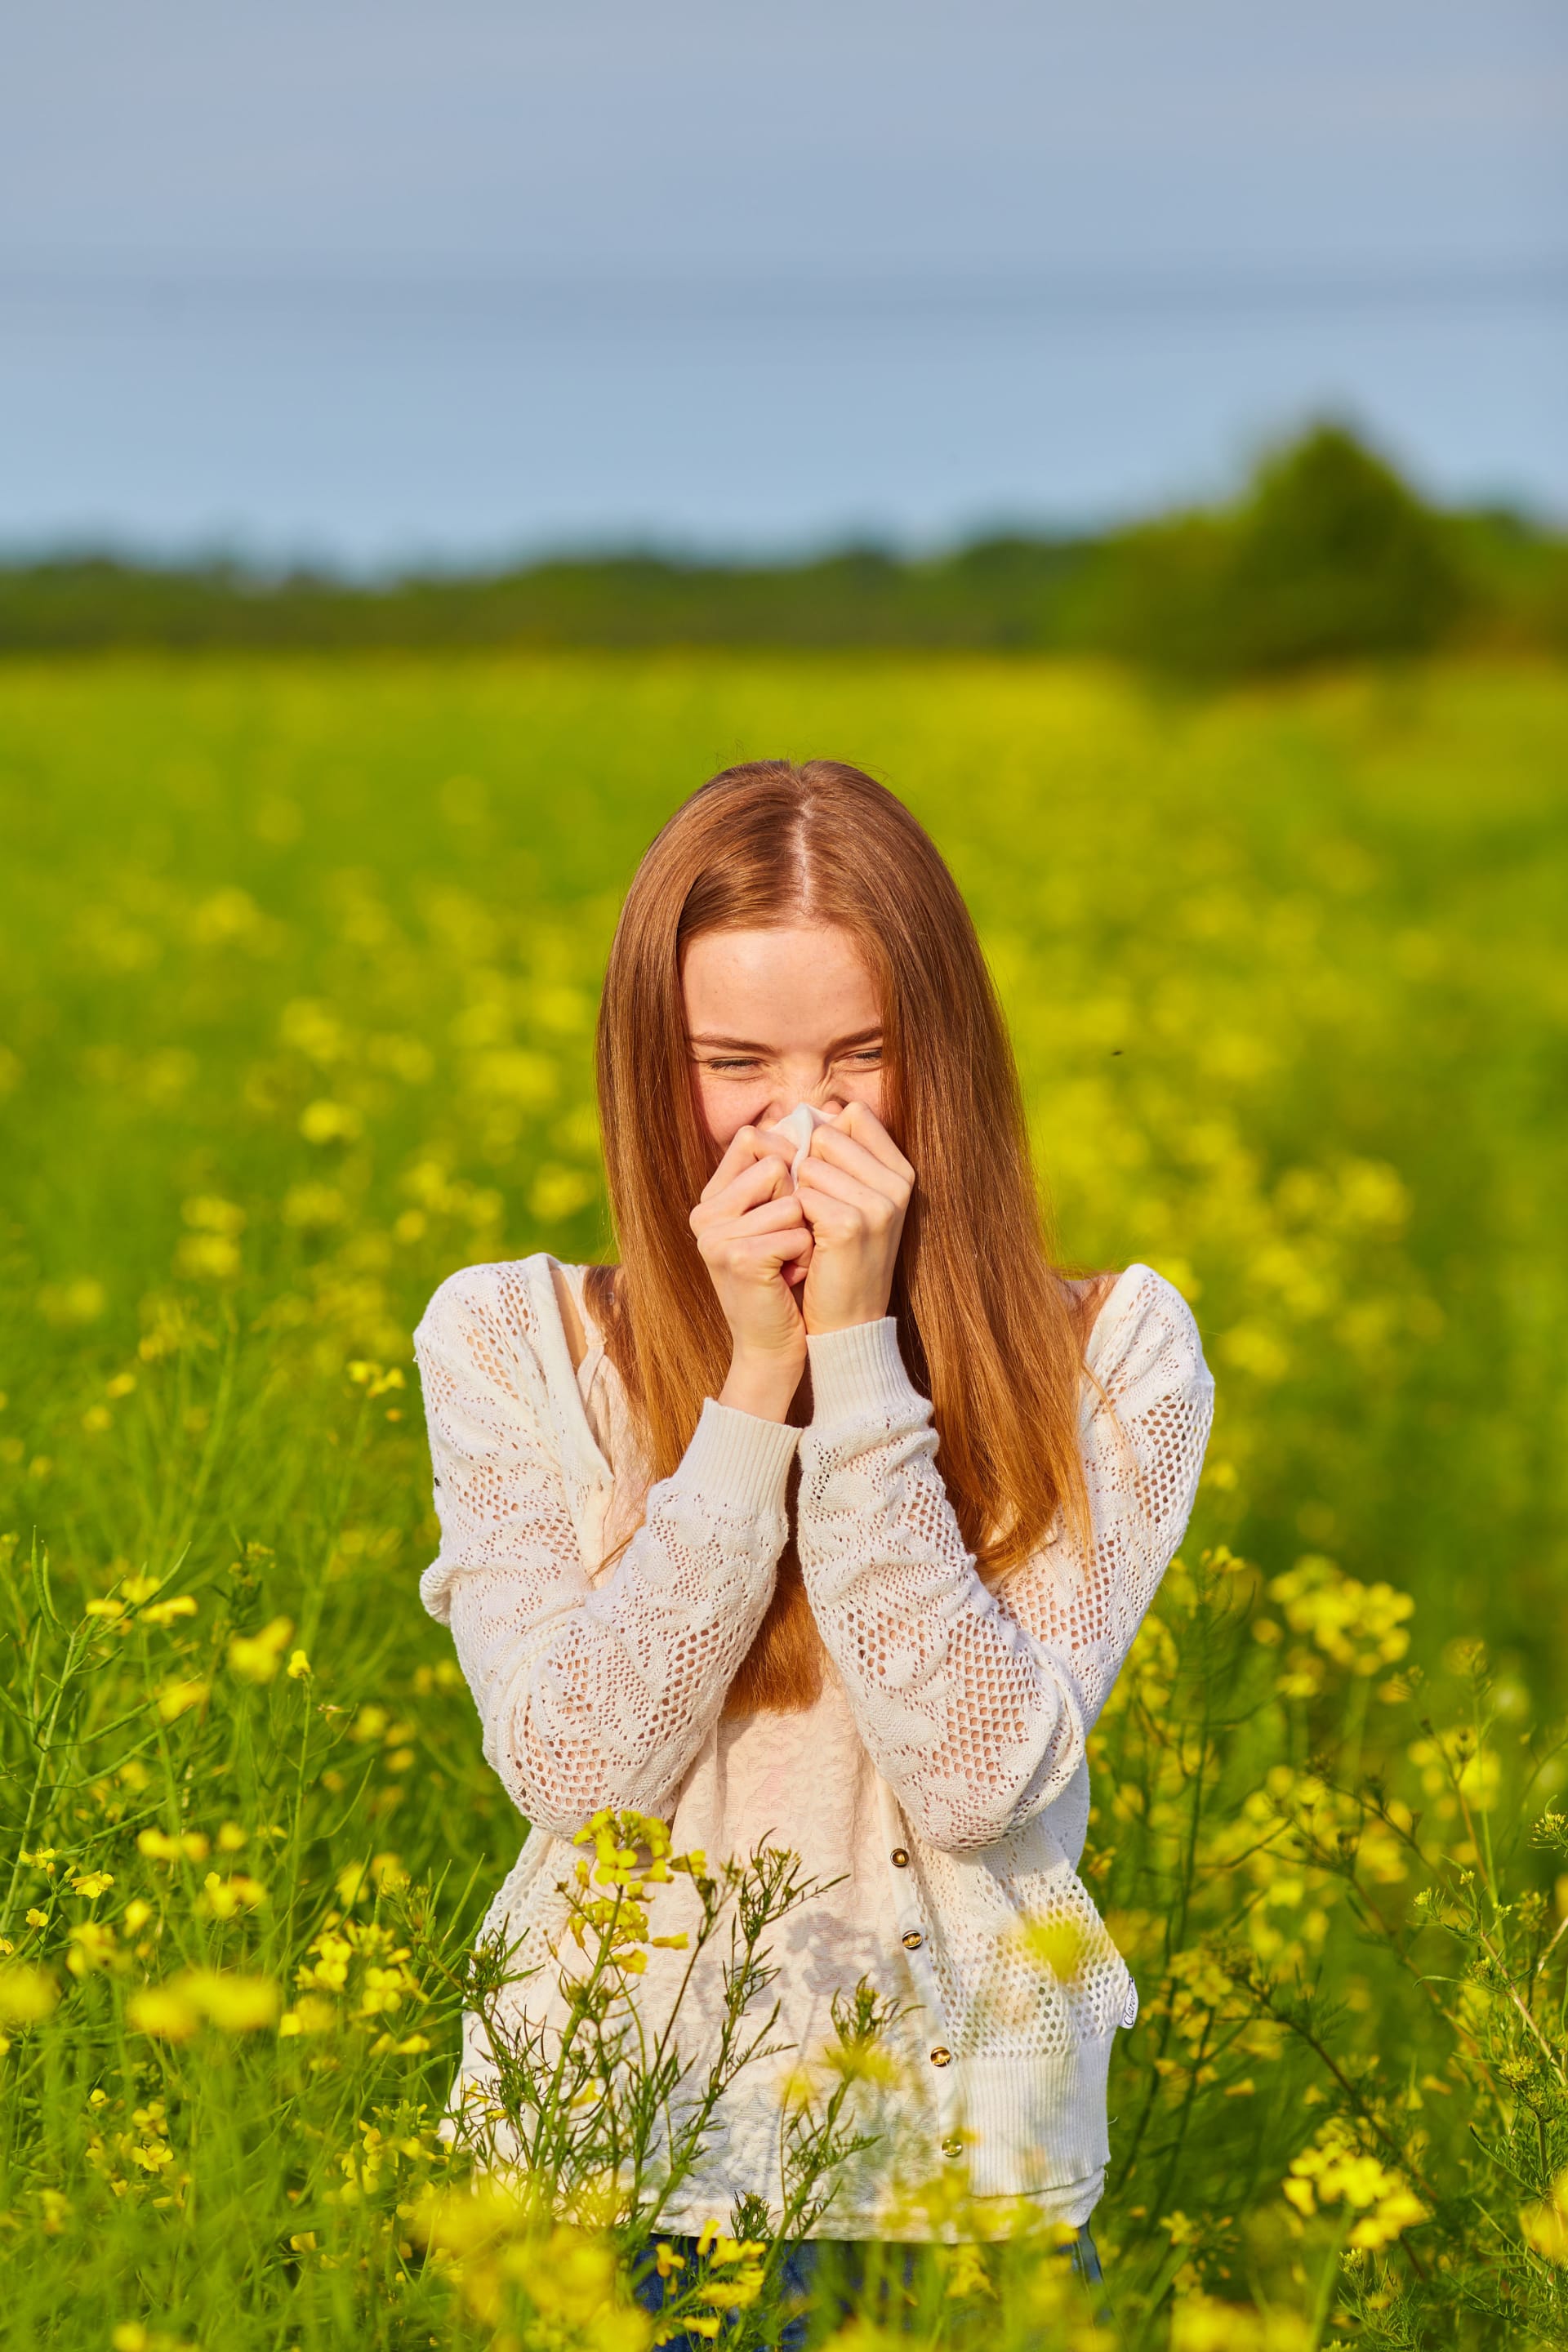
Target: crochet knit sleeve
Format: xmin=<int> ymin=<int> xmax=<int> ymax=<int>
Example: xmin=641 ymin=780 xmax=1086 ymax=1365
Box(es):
xmin=414 ymin=1264 xmax=800 ymax=1837
xmin=795 ymin=1265 xmax=1214 ymax=1853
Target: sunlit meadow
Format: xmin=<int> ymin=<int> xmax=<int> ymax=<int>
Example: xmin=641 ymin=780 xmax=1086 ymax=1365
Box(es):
xmin=2 ymin=654 xmax=1567 ymax=2348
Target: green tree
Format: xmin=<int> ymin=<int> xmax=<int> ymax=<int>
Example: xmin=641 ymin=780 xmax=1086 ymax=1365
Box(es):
xmin=1218 ymin=421 xmax=1467 ymax=669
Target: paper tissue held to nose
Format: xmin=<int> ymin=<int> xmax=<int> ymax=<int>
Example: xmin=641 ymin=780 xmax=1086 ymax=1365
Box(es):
xmin=776 ymin=1101 xmax=832 ymax=1190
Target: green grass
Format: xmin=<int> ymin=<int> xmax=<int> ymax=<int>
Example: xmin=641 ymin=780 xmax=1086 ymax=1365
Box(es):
xmin=2 ymin=653 xmax=1568 ymax=2348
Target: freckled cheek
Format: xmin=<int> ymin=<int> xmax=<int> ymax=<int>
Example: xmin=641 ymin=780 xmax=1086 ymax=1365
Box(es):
xmin=840 ymin=1073 xmax=888 ymax=1121
xmin=692 ymin=1072 xmax=759 ymax=1152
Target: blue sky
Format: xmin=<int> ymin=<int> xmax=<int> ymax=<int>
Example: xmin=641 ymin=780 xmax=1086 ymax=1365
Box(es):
xmin=4 ymin=1 xmax=1565 ymax=562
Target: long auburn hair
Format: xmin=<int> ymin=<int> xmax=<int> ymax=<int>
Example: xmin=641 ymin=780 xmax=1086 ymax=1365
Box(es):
xmin=583 ymin=759 xmax=1091 ymax=1717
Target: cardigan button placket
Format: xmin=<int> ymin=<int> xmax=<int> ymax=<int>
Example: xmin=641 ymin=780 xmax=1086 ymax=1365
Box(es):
xmin=877 ymin=1783 xmax=967 ymax=2157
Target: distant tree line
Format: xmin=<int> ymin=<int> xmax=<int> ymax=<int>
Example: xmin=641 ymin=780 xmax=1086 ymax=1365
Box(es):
xmin=2 ymin=425 xmax=1564 ymax=672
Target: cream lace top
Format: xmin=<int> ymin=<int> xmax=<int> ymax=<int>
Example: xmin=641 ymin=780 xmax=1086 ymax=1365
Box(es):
xmin=415 ymin=1254 xmax=1213 ymax=2238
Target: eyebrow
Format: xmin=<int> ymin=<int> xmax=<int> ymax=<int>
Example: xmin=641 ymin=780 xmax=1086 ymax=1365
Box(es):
xmin=688 ymin=1026 xmax=884 ymax=1054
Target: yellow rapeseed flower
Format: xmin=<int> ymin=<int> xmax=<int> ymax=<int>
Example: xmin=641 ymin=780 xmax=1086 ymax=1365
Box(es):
xmin=1521 ymin=2170 xmax=1568 ymax=2264
xmin=299 ymin=1099 xmax=363 ymax=1145
xmin=128 ymin=1970 xmax=279 ymax=2038
xmin=529 ymin=1164 xmax=597 ymax=1223
xmin=1013 ymin=1913 xmax=1096 ymax=1984
xmin=66 ymin=1922 xmax=118 ymax=1977
xmin=1171 ymin=2298 xmax=1310 ymax=2350
xmin=180 ymin=1192 xmax=247 ymax=1241
xmin=110 ymin=2323 xmax=198 ymax=2352
xmin=227 ymin=1616 xmax=295 ymax=1683
xmin=197 ymin=1870 xmax=269 ymax=1919
xmin=1281 ymin=2121 xmax=1427 ymax=2248
xmin=0 ymin=1964 xmax=60 ymax=2024
xmin=173 ymin=1232 xmax=242 ymax=1281
xmin=283 ymin=1181 xmax=347 ymax=1230
xmin=278 ymin=1994 xmax=338 ymax=2037
xmin=136 ymin=1828 xmax=210 ymax=1863
xmin=141 ymin=1593 xmax=198 ymax=1629
xmin=126 ymin=1984 xmax=199 ymax=2042
xmin=155 ymin=1678 xmax=209 ymax=1723
xmin=185 ymin=1970 xmax=280 ymax=2032
xmin=1267 ymin=1556 xmax=1414 ymax=1676
xmin=936 ymin=2243 xmax=993 ymax=2302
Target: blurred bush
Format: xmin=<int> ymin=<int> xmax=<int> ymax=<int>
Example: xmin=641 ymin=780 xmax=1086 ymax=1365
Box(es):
xmin=2 ymin=422 xmax=1562 ymax=670
xmin=1067 ymin=425 xmax=1471 ymax=673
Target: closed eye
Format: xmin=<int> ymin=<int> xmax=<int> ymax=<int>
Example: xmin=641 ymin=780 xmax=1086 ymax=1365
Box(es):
xmin=688 ymin=1034 xmax=884 ymax=1073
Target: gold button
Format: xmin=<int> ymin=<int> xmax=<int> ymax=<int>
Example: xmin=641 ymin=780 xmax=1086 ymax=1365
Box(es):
xmin=901 ymin=1931 xmax=924 ymax=1951
xmin=890 ymin=1847 xmax=909 ymax=1868
xmin=929 ymin=2045 xmax=951 ymax=2068
xmin=941 ymin=2136 xmax=964 ymax=2159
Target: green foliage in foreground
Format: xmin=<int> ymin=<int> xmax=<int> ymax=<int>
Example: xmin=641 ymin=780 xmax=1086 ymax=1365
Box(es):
xmin=4 ymin=428 xmax=1566 ymax=671
xmin=2 ymin=653 xmax=1568 ymax=2347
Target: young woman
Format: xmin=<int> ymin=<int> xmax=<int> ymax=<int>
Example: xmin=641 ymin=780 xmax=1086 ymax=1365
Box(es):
xmin=414 ymin=760 xmax=1214 ymax=2294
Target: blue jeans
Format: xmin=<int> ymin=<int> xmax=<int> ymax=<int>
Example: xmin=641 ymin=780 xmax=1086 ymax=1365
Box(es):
xmin=631 ymin=2225 xmax=1107 ymax=2347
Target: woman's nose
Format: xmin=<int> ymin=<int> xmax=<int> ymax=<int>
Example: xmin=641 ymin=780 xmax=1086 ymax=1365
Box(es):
xmin=764 ymin=1089 xmax=844 ymax=1125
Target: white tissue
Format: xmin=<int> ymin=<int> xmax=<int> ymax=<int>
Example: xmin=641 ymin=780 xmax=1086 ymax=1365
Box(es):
xmin=776 ymin=1100 xmax=832 ymax=1189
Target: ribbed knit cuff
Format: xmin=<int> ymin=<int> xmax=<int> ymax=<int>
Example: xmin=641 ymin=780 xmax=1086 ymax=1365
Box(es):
xmin=806 ymin=1317 xmax=928 ymax=1428
xmin=680 ymin=1395 xmax=801 ymax=1511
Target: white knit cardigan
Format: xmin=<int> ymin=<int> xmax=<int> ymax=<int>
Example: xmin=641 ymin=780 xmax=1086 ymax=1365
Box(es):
xmin=415 ymin=1254 xmax=1214 ymax=2207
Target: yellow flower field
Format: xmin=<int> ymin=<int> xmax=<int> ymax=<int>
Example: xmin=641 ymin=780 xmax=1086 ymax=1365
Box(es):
xmin=2 ymin=653 xmax=1566 ymax=2347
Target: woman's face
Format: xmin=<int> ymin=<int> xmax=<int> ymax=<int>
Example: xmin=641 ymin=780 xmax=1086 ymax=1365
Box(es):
xmin=683 ymin=924 xmax=887 ymax=1152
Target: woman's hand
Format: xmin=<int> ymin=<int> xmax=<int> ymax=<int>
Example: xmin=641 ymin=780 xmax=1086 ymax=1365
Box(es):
xmin=690 ymin=1125 xmax=813 ymax=1421
xmin=795 ymin=1103 xmax=915 ymax=1334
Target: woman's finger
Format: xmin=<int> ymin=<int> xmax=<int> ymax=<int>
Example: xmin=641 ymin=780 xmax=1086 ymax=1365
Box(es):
xmin=706 ymin=1218 xmax=814 ymax=1281
xmin=832 ymin=1098 xmax=908 ymax=1155
xmin=817 ymin=1100 xmax=915 ymax=1188
xmin=739 ymin=1220 xmax=813 ymax=1267
xmin=693 ymin=1188 xmax=808 ymax=1260
xmin=695 ymin=1142 xmax=794 ymax=1218
xmin=803 ymin=1120 xmax=913 ymax=1205
xmin=795 ymin=1158 xmax=899 ymax=1235
xmin=697 ymin=1125 xmax=794 ymax=1207
xmin=719 ymin=1192 xmax=813 ymax=1238
xmin=701 ymin=1122 xmax=792 ymax=1196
